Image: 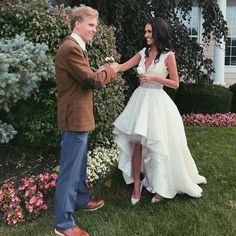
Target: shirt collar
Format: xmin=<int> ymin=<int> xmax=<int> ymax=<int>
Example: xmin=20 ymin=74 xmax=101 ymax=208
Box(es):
xmin=71 ymin=32 xmax=86 ymax=51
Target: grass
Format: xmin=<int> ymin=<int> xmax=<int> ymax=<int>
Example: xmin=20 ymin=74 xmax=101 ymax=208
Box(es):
xmin=0 ymin=126 xmax=236 ymax=236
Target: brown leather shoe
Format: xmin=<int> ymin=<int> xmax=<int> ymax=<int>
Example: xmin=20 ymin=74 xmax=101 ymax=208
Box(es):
xmin=54 ymin=226 xmax=89 ymax=236
xmin=83 ymin=199 xmax=105 ymax=211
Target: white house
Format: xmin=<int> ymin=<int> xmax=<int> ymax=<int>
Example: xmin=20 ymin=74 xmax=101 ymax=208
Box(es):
xmin=184 ymin=0 xmax=236 ymax=87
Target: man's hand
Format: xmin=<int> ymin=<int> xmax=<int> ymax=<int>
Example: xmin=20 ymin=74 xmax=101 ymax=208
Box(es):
xmin=96 ymin=62 xmax=119 ymax=73
xmin=97 ymin=64 xmax=109 ymax=72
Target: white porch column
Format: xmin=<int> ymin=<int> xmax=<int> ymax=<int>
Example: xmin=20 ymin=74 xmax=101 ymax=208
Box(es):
xmin=213 ymin=0 xmax=226 ymax=86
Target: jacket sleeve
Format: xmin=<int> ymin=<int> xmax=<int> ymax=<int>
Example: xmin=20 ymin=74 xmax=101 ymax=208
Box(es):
xmin=65 ymin=46 xmax=116 ymax=89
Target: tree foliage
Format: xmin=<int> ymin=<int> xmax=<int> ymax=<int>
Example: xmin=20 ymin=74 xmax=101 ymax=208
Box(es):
xmin=52 ymin=0 xmax=228 ymax=92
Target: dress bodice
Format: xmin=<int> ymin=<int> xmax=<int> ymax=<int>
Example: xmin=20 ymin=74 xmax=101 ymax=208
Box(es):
xmin=138 ymin=48 xmax=171 ymax=89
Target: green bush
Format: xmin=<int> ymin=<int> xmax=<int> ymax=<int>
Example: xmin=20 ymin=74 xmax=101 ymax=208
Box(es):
xmin=0 ymin=34 xmax=54 ymax=144
xmin=0 ymin=34 xmax=54 ymax=112
xmin=163 ymin=86 xmax=177 ymax=101
xmin=229 ymin=83 xmax=236 ymax=112
xmin=6 ymin=80 xmax=59 ymax=154
xmin=1 ymin=2 xmax=126 ymax=153
xmin=0 ymin=121 xmax=17 ymax=144
xmin=175 ymin=82 xmax=232 ymax=114
xmin=93 ymin=77 xmax=126 ymax=148
xmin=0 ymin=1 xmax=69 ymax=55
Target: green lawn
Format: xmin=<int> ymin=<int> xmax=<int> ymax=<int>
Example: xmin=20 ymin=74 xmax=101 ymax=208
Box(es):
xmin=0 ymin=126 xmax=235 ymax=236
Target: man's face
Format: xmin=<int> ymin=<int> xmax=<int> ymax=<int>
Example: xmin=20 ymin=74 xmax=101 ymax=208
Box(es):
xmin=76 ymin=16 xmax=98 ymax=43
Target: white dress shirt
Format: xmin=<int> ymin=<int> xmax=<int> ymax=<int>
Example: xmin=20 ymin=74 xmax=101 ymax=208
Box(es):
xmin=71 ymin=32 xmax=86 ymax=51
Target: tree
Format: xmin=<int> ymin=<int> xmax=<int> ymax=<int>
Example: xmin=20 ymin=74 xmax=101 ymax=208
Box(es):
xmin=51 ymin=0 xmax=227 ymax=89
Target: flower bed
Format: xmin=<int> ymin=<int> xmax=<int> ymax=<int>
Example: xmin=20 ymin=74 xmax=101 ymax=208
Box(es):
xmin=0 ymin=173 xmax=57 ymax=226
xmin=182 ymin=113 xmax=236 ymax=126
xmin=0 ymin=145 xmax=118 ymax=226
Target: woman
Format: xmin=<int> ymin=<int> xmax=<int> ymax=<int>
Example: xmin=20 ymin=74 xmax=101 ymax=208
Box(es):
xmin=113 ymin=17 xmax=206 ymax=205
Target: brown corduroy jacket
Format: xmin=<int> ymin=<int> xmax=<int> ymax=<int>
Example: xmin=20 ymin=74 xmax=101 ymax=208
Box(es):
xmin=55 ymin=36 xmax=116 ymax=132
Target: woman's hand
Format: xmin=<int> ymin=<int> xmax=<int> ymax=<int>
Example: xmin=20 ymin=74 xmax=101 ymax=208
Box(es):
xmin=110 ymin=62 xmax=119 ymax=73
xmin=140 ymin=74 xmax=160 ymax=83
xmin=97 ymin=62 xmax=119 ymax=73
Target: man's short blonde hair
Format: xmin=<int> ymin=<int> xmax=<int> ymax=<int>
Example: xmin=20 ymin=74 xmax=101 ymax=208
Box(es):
xmin=70 ymin=6 xmax=99 ymax=30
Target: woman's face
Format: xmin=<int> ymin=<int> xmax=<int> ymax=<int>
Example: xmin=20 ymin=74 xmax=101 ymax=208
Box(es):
xmin=144 ymin=23 xmax=155 ymax=46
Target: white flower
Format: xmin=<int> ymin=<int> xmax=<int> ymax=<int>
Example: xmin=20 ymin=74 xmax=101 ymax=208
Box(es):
xmin=137 ymin=66 xmax=144 ymax=75
xmin=87 ymin=145 xmax=118 ymax=183
xmin=104 ymin=56 xmax=115 ymax=63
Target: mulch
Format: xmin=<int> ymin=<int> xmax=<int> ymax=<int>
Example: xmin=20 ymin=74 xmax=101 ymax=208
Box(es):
xmin=0 ymin=145 xmax=58 ymax=185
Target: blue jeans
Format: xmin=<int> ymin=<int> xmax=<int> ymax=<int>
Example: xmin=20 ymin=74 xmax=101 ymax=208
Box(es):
xmin=55 ymin=131 xmax=90 ymax=229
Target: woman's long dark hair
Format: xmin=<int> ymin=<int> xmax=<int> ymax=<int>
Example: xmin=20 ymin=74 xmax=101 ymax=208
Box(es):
xmin=144 ymin=17 xmax=172 ymax=63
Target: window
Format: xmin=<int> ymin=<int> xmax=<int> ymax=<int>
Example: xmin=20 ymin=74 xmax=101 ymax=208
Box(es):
xmin=177 ymin=6 xmax=200 ymax=43
xmin=225 ymin=6 xmax=236 ymax=66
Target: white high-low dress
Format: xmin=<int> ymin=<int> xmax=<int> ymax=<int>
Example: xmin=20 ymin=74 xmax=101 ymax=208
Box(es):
xmin=113 ymin=48 xmax=206 ymax=199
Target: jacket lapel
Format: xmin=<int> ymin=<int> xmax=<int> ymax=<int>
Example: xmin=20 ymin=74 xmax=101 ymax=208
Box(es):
xmin=67 ymin=36 xmax=89 ymax=61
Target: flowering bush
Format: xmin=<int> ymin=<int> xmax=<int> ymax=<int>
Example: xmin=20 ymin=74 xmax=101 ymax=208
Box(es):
xmin=182 ymin=113 xmax=236 ymax=126
xmin=0 ymin=173 xmax=57 ymax=226
xmin=0 ymin=146 xmax=119 ymax=226
xmin=0 ymin=182 xmax=24 ymax=225
xmin=87 ymin=145 xmax=118 ymax=183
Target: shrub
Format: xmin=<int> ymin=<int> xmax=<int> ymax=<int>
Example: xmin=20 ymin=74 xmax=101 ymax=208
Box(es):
xmin=164 ymin=86 xmax=177 ymax=101
xmin=0 ymin=1 xmax=69 ymax=55
xmin=175 ymin=82 xmax=232 ymax=114
xmin=0 ymin=121 xmax=17 ymax=144
xmin=1 ymin=2 xmax=126 ymax=152
xmin=0 ymin=34 xmax=55 ymax=143
xmin=229 ymin=83 xmax=236 ymax=112
xmin=0 ymin=34 xmax=54 ymax=112
xmin=6 ymin=80 xmax=59 ymax=154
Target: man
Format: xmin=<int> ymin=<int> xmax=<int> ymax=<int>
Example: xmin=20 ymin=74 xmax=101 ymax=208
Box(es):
xmin=54 ymin=6 xmax=118 ymax=236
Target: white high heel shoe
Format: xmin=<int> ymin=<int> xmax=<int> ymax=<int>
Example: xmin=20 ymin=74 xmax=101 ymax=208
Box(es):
xmin=151 ymin=194 xmax=163 ymax=203
xmin=131 ymin=183 xmax=143 ymax=205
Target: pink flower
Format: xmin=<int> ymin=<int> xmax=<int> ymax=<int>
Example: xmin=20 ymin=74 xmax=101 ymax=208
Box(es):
xmin=29 ymin=196 xmax=37 ymax=205
xmin=0 ymin=172 xmax=58 ymax=226
xmin=182 ymin=113 xmax=236 ymax=126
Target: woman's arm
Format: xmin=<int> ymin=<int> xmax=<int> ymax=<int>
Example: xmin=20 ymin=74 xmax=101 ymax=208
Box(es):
xmin=141 ymin=52 xmax=179 ymax=89
xmin=165 ymin=52 xmax=179 ymax=89
xmin=117 ymin=53 xmax=141 ymax=72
